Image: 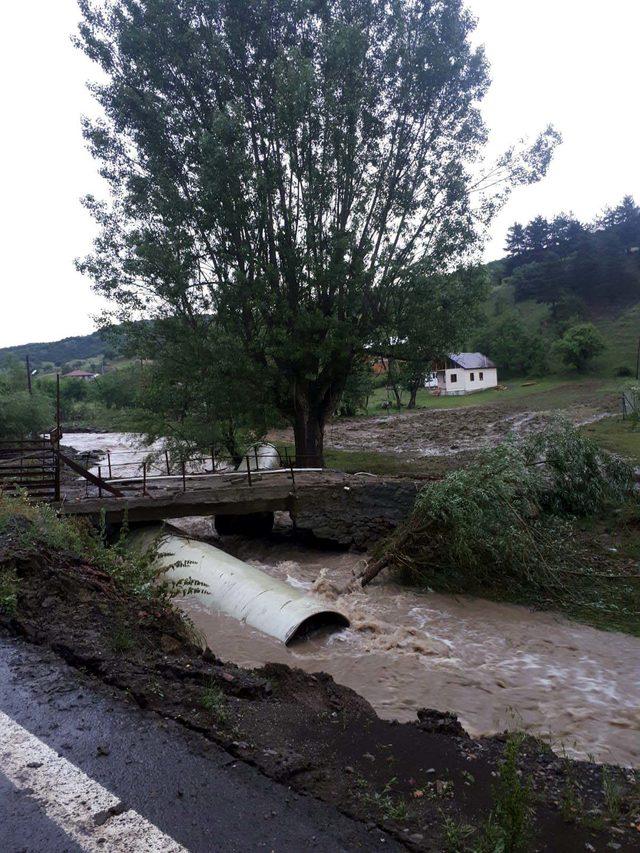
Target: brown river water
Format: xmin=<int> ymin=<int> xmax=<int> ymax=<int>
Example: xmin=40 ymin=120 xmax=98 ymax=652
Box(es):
xmin=171 ymin=529 xmax=640 ymax=769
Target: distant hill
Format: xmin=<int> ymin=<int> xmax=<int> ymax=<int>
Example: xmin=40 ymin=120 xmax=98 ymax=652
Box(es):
xmin=0 ymin=331 xmax=118 ymax=369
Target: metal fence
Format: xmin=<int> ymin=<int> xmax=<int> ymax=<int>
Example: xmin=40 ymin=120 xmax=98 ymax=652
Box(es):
xmin=70 ymin=444 xmax=325 ymax=499
xmin=622 ymin=391 xmax=638 ymax=420
xmin=0 ymin=439 xmax=59 ymax=502
xmin=0 ymin=436 xmax=325 ymax=503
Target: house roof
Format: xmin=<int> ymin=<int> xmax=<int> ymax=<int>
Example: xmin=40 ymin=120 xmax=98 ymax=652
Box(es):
xmin=64 ymin=370 xmax=96 ymax=377
xmin=449 ymin=352 xmax=496 ymax=370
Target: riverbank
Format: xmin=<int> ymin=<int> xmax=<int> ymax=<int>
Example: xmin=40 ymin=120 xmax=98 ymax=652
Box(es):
xmin=1 ymin=494 xmax=639 ymax=851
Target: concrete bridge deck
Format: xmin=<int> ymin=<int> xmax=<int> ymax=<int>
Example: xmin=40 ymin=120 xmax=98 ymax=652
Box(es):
xmin=57 ymin=468 xmax=419 ymax=549
xmin=58 ymin=469 xmax=353 ymax=525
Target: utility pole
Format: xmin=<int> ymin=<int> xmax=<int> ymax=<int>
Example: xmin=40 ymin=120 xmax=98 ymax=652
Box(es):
xmin=25 ymin=355 xmax=32 ymax=395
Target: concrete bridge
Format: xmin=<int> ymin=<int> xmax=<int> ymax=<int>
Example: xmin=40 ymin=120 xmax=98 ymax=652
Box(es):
xmin=57 ymin=468 xmax=419 ymax=549
xmin=59 ymin=469 xmax=341 ymax=524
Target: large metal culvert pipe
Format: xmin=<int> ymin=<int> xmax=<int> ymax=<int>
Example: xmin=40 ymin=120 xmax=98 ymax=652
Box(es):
xmin=129 ymin=528 xmax=350 ymax=645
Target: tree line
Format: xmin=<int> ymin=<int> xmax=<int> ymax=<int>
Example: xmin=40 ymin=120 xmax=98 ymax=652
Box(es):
xmin=504 ymin=196 xmax=640 ymax=313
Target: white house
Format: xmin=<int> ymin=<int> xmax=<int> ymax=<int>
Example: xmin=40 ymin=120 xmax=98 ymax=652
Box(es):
xmin=434 ymin=353 xmax=498 ymax=396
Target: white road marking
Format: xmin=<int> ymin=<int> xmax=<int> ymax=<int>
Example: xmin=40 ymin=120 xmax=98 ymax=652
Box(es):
xmin=0 ymin=709 xmax=188 ymax=852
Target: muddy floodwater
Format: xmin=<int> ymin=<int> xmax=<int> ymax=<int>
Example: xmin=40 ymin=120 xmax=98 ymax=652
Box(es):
xmin=172 ymin=532 xmax=640 ymax=768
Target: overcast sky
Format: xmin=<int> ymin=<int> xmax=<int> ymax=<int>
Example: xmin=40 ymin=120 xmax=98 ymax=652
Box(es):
xmin=1 ymin=0 xmax=639 ymax=348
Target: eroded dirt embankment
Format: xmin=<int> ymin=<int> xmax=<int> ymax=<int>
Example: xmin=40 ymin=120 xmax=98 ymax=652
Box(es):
xmin=1 ymin=524 xmax=639 ymax=852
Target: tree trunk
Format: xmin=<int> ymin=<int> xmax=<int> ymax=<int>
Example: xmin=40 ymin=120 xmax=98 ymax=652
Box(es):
xmin=293 ymin=406 xmax=325 ymax=468
xmin=391 ymin=385 xmax=403 ymax=410
xmin=407 ymin=382 xmax=419 ymax=409
xmin=290 ymin=360 xmax=352 ymax=468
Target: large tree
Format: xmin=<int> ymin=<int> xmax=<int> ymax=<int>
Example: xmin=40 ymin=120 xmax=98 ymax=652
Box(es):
xmin=77 ymin=0 xmax=558 ymax=465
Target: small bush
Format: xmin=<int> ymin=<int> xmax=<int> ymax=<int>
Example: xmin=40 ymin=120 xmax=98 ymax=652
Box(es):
xmin=602 ymin=767 xmax=622 ymax=821
xmin=201 ymin=682 xmax=228 ymax=723
xmin=489 ymin=733 xmax=533 ymax=852
xmin=616 ymin=366 xmax=633 ymax=377
xmin=109 ymin=622 xmax=136 ymax=654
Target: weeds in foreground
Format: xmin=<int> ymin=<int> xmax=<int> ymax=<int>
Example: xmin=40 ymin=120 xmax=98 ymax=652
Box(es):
xmin=0 ymin=493 xmax=207 ymax=610
xmin=201 ymin=683 xmax=228 ymax=724
xmin=602 ymin=767 xmax=622 ymax=821
xmin=0 ymin=564 xmax=18 ymax=615
xmin=560 ymin=754 xmax=584 ymax=823
xmin=440 ymin=813 xmax=475 ymax=852
xmin=356 ymin=776 xmax=409 ymax=823
xmin=480 ymin=733 xmax=533 ymax=853
xmin=109 ymin=622 xmax=136 ymax=654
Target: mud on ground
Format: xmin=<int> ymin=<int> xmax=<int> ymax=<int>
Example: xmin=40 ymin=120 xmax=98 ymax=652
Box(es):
xmin=271 ymin=382 xmax=619 ymax=460
xmin=1 ymin=524 xmax=639 ymax=852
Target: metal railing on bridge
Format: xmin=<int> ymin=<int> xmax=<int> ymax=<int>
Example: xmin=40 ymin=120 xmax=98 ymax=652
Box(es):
xmin=70 ymin=444 xmax=325 ymax=500
xmin=0 ymin=438 xmax=326 ymax=504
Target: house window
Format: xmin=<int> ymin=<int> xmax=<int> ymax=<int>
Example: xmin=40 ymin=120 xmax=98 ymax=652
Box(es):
xmin=470 ymin=373 xmax=475 ymax=381
xmin=479 ymin=371 xmax=484 ymax=380
xmin=450 ymin=373 xmax=457 ymax=383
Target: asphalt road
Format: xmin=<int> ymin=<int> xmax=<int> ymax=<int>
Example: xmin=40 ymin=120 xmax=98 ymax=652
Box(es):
xmin=0 ymin=635 xmax=403 ymax=852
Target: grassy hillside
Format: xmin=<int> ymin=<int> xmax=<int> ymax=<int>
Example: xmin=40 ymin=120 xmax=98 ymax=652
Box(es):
xmin=479 ymin=277 xmax=640 ymax=379
xmin=0 ymin=331 xmax=115 ymax=369
xmin=591 ymin=301 xmax=640 ymax=375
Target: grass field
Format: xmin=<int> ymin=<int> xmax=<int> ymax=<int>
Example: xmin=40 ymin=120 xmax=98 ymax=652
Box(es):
xmin=591 ymin=301 xmax=640 ymax=376
xmin=365 ymin=375 xmax=625 ymax=415
xmin=581 ymin=415 xmax=640 ymax=465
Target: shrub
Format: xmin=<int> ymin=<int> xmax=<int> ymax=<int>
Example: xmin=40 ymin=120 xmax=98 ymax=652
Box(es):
xmin=0 ymin=565 xmax=18 ymax=615
xmin=616 ymin=365 xmax=633 ymax=377
xmin=378 ymin=422 xmax=634 ymax=609
xmin=484 ymin=733 xmax=533 ymax=852
xmin=0 ymin=391 xmax=54 ymax=440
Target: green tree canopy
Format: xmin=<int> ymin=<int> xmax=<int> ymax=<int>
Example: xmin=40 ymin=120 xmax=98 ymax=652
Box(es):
xmin=0 ymin=359 xmax=54 ymax=440
xmin=77 ymin=0 xmax=558 ymax=464
xmin=381 ymin=266 xmax=487 ymax=407
xmin=555 ymin=323 xmax=606 ymax=372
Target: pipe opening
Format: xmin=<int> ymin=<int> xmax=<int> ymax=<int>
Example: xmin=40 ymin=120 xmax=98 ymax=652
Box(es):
xmin=287 ymin=611 xmax=350 ymax=645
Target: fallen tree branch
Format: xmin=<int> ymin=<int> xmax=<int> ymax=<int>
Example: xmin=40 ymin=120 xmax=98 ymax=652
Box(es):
xmin=360 ymin=557 xmax=388 ymax=587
